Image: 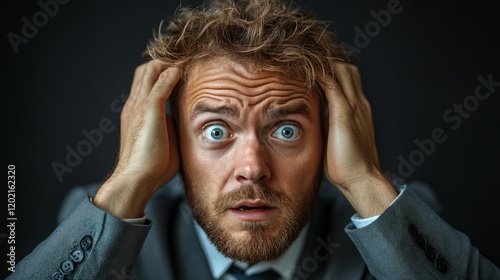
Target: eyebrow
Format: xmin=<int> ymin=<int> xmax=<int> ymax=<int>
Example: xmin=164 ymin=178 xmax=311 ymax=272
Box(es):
xmin=264 ymin=102 xmax=313 ymax=120
xmin=190 ymin=100 xmax=313 ymax=121
xmin=191 ymin=102 xmax=240 ymax=121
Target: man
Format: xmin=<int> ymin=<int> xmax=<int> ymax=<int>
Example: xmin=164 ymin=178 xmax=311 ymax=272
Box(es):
xmin=8 ymin=0 xmax=499 ymax=279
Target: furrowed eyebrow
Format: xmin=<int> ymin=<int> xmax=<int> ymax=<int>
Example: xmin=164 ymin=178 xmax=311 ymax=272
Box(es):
xmin=191 ymin=102 xmax=240 ymax=121
xmin=264 ymin=102 xmax=313 ymax=120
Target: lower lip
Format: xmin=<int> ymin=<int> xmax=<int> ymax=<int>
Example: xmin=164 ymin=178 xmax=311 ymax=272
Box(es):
xmin=228 ymin=208 xmax=277 ymax=222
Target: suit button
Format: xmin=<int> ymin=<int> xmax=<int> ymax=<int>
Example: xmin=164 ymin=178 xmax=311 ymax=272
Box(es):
xmin=60 ymin=260 xmax=74 ymax=275
xmin=425 ymin=246 xmax=438 ymax=262
xmin=408 ymin=224 xmax=418 ymax=238
xmin=435 ymin=257 xmax=450 ymax=273
xmin=52 ymin=271 xmax=64 ymax=280
xmin=80 ymin=235 xmax=93 ymax=250
xmin=69 ymin=249 xmax=84 ymax=262
xmin=416 ymin=234 xmax=427 ymax=249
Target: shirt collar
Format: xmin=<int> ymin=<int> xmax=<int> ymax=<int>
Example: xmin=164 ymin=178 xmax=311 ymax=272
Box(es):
xmin=194 ymin=221 xmax=309 ymax=280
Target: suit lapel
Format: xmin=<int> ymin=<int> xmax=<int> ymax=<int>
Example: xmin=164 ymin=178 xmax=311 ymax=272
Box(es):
xmin=294 ymin=183 xmax=372 ymax=280
xmin=140 ymin=177 xmax=213 ymax=280
xmin=171 ymin=199 xmax=214 ymax=280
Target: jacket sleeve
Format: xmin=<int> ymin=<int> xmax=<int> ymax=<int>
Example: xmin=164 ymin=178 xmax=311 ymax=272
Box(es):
xmin=7 ymin=194 xmax=151 ymax=279
xmin=345 ymin=186 xmax=500 ymax=279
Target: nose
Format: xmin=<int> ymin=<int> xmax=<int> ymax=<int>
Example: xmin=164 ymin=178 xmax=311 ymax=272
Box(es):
xmin=234 ymin=136 xmax=271 ymax=184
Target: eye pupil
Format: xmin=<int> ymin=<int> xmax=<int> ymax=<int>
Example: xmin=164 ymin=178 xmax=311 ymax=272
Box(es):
xmin=211 ymin=128 xmax=224 ymax=139
xmin=281 ymin=127 xmax=294 ymax=138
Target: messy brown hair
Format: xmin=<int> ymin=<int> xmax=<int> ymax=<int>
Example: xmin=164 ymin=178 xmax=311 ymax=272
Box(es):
xmin=146 ymin=0 xmax=350 ymax=88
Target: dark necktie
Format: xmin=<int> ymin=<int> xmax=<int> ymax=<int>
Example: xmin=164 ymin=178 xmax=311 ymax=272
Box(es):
xmin=227 ymin=265 xmax=281 ymax=280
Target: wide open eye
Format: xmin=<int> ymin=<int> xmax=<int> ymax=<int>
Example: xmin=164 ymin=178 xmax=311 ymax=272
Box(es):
xmin=203 ymin=124 xmax=230 ymax=142
xmin=272 ymin=124 xmax=300 ymax=141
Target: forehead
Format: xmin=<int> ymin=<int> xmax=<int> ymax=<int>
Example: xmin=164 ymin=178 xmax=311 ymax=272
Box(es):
xmin=181 ymin=57 xmax=320 ymax=109
xmin=186 ymin=57 xmax=300 ymax=85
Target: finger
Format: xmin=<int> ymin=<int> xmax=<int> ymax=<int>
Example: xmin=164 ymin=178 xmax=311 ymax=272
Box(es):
xmin=137 ymin=60 xmax=169 ymax=100
xmin=131 ymin=63 xmax=149 ymax=94
xmin=149 ymin=67 xmax=181 ymax=103
xmin=335 ymin=65 xmax=378 ymax=167
xmin=333 ymin=63 xmax=359 ymax=103
xmin=334 ymin=63 xmax=373 ymax=128
xmin=127 ymin=63 xmax=148 ymax=104
xmin=319 ymin=74 xmax=352 ymax=122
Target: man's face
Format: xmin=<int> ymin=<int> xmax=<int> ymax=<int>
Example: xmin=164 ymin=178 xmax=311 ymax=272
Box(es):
xmin=177 ymin=57 xmax=324 ymax=264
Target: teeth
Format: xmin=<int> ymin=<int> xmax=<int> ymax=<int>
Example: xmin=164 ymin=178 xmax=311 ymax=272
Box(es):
xmin=238 ymin=206 xmax=268 ymax=211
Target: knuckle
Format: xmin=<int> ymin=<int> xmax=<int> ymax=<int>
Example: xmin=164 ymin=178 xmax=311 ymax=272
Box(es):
xmin=365 ymin=101 xmax=371 ymax=111
xmin=350 ymin=64 xmax=360 ymax=73
xmin=157 ymin=71 xmax=169 ymax=83
xmin=121 ymin=101 xmax=136 ymax=116
xmin=362 ymin=98 xmax=371 ymax=107
xmin=147 ymin=60 xmax=165 ymax=72
xmin=348 ymin=100 xmax=358 ymax=109
xmin=134 ymin=63 xmax=147 ymax=76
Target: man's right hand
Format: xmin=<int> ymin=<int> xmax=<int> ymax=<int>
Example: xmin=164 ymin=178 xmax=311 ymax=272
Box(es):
xmin=93 ymin=61 xmax=181 ymax=219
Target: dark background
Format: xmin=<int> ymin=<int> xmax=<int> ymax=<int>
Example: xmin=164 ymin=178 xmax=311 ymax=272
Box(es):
xmin=2 ymin=0 xmax=499 ymax=277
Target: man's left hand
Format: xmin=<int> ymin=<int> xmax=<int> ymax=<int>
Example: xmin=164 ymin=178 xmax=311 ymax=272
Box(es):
xmin=321 ymin=62 xmax=398 ymax=218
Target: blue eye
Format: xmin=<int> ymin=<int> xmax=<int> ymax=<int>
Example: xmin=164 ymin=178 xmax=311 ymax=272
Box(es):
xmin=203 ymin=125 xmax=229 ymax=141
xmin=273 ymin=124 xmax=300 ymax=141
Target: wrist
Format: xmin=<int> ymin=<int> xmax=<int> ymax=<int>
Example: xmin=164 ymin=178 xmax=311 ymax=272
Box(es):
xmin=339 ymin=170 xmax=398 ymax=218
xmin=93 ymin=174 xmax=157 ymax=219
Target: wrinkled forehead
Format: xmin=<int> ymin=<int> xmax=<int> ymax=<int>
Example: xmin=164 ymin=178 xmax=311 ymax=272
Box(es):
xmin=186 ymin=57 xmax=302 ymax=86
xmin=179 ymin=57 xmax=322 ymax=108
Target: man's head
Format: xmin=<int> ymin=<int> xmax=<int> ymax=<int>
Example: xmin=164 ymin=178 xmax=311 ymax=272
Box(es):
xmin=146 ymin=0 xmax=347 ymax=264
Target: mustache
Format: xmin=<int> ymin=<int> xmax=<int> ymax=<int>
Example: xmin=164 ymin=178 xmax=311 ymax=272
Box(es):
xmin=213 ymin=184 xmax=290 ymax=214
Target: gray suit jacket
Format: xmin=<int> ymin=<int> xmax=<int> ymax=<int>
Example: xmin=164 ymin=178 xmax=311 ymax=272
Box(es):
xmin=7 ymin=175 xmax=500 ymax=279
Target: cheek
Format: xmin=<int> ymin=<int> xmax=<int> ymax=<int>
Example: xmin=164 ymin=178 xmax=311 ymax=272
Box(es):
xmin=291 ymin=127 xmax=323 ymax=183
xmin=180 ymin=134 xmax=213 ymax=179
xmin=293 ymin=122 xmax=323 ymax=167
xmin=179 ymin=126 xmax=230 ymax=199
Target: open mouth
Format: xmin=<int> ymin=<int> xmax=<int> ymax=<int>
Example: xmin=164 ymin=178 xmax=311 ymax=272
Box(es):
xmin=231 ymin=200 xmax=274 ymax=211
xmin=229 ymin=201 xmax=276 ymax=221
xmin=236 ymin=205 xmax=272 ymax=211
